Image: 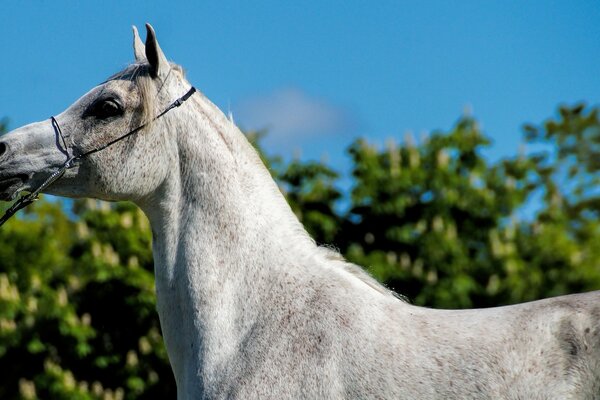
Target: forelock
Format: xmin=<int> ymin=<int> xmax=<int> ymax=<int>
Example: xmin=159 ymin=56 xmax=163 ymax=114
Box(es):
xmin=107 ymin=63 xmax=155 ymax=124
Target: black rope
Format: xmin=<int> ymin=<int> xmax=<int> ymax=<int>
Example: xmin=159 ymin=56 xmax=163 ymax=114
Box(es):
xmin=0 ymin=86 xmax=196 ymax=228
xmin=52 ymin=116 xmax=70 ymax=159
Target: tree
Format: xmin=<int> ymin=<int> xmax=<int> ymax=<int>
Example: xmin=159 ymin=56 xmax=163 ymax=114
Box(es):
xmin=335 ymin=106 xmax=600 ymax=308
xmin=0 ymin=199 xmax=176 ymax=399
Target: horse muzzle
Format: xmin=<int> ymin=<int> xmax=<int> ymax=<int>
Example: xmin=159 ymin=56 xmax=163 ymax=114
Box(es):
xmin=0 ymin=174 xmax=29 ymax=201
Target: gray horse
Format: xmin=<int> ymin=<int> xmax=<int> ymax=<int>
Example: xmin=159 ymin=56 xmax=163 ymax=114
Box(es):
xmin=0 ymin=24 xmax=599 ymax=399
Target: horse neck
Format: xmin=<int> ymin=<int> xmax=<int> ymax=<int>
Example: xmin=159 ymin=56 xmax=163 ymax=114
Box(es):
xmin=138 ymin=92 xmax=315 ymax=338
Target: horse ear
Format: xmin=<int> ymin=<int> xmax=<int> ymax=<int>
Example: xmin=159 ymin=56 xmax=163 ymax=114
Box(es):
xmin=144 ymin=23 xmax=170 ymax=79
xmin=132 ymin=26 xmax=146 ymax=62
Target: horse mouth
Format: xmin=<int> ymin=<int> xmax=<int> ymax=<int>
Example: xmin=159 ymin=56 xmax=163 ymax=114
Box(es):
xmin=0 ymin=175 xmax=28 ymax=201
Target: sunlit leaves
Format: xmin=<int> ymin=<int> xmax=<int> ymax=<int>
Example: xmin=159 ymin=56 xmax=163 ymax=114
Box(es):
xmin=0 ymin=198 xmax=173 ymax=399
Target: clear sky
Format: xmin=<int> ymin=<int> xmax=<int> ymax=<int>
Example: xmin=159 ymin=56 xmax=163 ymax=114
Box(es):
xmin=1 ymin=1 xmax=599 ymax=171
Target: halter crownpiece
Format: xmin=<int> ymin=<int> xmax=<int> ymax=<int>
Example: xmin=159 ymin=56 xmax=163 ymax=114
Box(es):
xmin=0 ymin=86 xmax=197 ymax=228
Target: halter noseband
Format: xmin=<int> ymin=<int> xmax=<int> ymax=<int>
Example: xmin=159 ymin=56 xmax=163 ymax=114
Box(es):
xmin=0 ymin=86 xmax=196 ymax=227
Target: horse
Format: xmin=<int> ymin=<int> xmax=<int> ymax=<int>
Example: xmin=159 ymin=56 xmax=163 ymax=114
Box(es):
xmin=0 ymin=24 xmax=599 ymax=399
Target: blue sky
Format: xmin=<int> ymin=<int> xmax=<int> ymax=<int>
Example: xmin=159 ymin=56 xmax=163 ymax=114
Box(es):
xmin=1 ymin=1 xmax=599 ymax=172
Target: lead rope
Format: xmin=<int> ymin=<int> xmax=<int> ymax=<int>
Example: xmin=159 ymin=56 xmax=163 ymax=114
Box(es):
xmin=0 ymin=86 xmax=196 ymax=228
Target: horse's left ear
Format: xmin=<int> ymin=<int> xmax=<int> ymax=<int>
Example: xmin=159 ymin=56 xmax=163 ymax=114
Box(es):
xmin=132 ymin=26 xmax=146 ymax=62
xmin=144 ymin=23 xmax=170 ymax=79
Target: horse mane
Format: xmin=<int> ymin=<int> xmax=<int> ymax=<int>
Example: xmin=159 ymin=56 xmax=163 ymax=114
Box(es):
xmin=109 ymin=62 xmax=399 ymax=301
xmin=316 ymin=245 xmax=401 ymax=299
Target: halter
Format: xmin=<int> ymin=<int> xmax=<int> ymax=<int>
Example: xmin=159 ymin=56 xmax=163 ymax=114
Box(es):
xmin=0 ymin=86 xmax=196 ymax=227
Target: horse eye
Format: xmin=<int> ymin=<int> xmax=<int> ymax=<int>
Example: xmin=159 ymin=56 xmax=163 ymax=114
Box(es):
xmin=89 ymin=98 xmax=123 ymax=119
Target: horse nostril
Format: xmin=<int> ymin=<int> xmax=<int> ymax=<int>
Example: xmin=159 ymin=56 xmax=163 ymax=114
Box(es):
xmin=0 ymin=142 xmax=7 ymax=159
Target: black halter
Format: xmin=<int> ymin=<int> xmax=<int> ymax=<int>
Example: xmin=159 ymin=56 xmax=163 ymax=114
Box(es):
xmin=0 ymin=86 xmax=196 ymax=227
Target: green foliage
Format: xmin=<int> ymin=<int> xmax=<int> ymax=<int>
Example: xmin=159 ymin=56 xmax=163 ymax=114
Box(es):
xmin=1 ymin=104 xmax=600 ymax=398
xmin=337 ymin=109 xmax=600 ymax=308
xmin=0 ymin=199 xmax=174 ymax=399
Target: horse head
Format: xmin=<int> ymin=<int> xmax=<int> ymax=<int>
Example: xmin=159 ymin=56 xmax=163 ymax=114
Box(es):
xmin=0 ymin=24 xmax=190 ymax=205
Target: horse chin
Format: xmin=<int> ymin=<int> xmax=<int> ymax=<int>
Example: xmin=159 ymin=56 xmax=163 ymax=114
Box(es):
xmin=0 ymin=175 xmax=28 ymax=201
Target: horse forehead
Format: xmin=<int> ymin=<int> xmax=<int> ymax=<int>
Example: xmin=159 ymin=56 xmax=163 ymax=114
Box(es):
xmin=101 ymin=79 xmax=139 ymax=97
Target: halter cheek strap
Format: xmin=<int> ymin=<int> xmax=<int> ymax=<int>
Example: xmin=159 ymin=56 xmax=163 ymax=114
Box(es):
xmin=0 ymin=86 xmax=196 ymax=228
